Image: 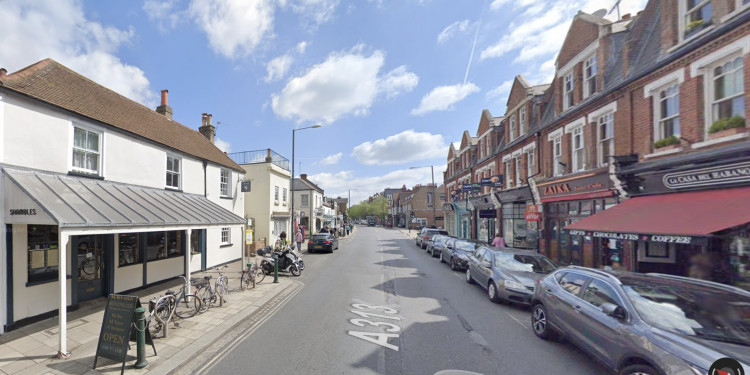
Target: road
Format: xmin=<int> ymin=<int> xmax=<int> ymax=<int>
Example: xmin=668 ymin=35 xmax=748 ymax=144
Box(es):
xmin=195 ymin=226 xmax=611 ymax=375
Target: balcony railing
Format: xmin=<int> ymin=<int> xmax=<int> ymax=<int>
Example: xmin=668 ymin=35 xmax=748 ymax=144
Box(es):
xmin=228 ymin=149 xmax=290 ymax=171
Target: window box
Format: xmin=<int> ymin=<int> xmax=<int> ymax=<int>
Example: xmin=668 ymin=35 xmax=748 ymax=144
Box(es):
xmin=707 ymin=116 xmax=746 ymax=140
xmin=708 ymin=126 xmax=746 ymax=140
xmin=684 ymin=19 xmax=711 ymax=38
xmin=653 ymin=135 xmax=681 ymax=150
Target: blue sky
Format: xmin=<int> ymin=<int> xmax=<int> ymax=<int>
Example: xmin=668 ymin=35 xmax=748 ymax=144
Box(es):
xmin=1 ymin=0 xmax=647 ymax=205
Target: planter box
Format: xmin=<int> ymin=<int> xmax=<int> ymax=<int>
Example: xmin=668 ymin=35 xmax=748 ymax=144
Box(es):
xmin=654 ymin=144 xmax=681 ymax=152
xmin=708 ymin=127 xmax=746 ymax=140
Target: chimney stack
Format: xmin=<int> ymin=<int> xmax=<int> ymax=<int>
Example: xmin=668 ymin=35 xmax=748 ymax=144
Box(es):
xmin=622 ymin=13 xmax=631 ymax=20
xmin=301 ymin=174 xmax=308 ymax=180
xmin=265 ymin=148 xmax=273 ymax=162
xmin=0 ymin=68 xmax=7 ymax=78
xmin=199 ymin=112 xmax=216 ymax=143
xmin=156 ymin=89 xmax=173 ymax=120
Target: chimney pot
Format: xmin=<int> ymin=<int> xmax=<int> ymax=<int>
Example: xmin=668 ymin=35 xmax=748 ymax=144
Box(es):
xmin=160 ymin=89 xmax=168 ymax=106
xmin=155 ymin=89 xmax=173 ymax=120
xmin=0 ymin=68 xmax=6 ymax=78
xmin=199 ymin=112 xmax=216 ymax=143
xmin=301 ymin=174 xmax=308 ymax=180
xmin=622 ymin=13 xmax=631 ymax=20
xmin=207 ymin=114 xmax=213 ymax=126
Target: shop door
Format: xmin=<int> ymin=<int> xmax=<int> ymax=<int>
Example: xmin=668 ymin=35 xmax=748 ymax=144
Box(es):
xmin=74 ymin=235 xmax=106 ymax=302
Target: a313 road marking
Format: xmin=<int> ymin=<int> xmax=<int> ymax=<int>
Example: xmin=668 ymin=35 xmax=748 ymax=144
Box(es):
xmin=347 ymin=302 xmax=401 ymax=351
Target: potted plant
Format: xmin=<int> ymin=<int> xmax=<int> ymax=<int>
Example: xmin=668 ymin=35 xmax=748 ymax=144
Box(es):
xmin=653 ymin=135 xmax=681 ymax=151
xmin=708 ymin=116 xmax=746 ymax=140
xmin=684 ymin=19 xmax=705 ymax=38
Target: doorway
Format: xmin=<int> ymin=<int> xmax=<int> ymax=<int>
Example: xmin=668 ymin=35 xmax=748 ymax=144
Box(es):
xmin=73 ymin=235 xmax=107 ymax=302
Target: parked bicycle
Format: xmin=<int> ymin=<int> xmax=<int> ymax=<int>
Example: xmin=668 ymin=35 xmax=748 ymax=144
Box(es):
xmin=165 ymin=275 xmax=201 ymax=318
xmin=146 ymin=294 xmax=176 ymax=338
xmin=212 ymin=265 xmax=230 ymax=303
xmin=240 ymin=260 xmax=265 ymax=290
xmin=194 ymin=274 xmax=225 ymax=313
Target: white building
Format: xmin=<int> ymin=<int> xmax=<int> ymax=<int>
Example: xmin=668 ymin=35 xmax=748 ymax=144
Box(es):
xmin=230 ymin=149 xmax=291 ymax=248
xmin=0 ymin=59 xmax=245 ymax=352
xmin=292 ymin=174 xmax=324 ymax=237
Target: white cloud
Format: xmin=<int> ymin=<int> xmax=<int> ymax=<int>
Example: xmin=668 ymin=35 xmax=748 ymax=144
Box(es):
xmin=281 ymin=0 xmax=341 ymax=30
xmin=188 ymin=0 xmax=276 ymax=59
xmin=271 ymin=45 xmax=418 ymax=124
xmin=296 ymin=41 xmax=308 ymax=54
xmin=214 ymin=137 xmax=232 ymax=153
xmin=0 ymin=0 xmax=155 ymax=105
xmin=411 ymin=83 xmax=480 ymax=116
xmin=486 ymin=80 xmax=513 ymax=100
xmin=143 ymin=0 xmax=183 ymax=31
xmin=351 ymin=130 xmax=447 ymax=165
xmin=265 ymin=54 xmax=293 ymax=82
xmin=437 ymin=19 xmax=471 ymax=44
xmin=319 ymin=152 xmax=342 ymax=165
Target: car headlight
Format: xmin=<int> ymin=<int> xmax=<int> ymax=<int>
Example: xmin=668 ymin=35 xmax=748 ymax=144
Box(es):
xmin=504 ymin=280 xmax=527 ymax=292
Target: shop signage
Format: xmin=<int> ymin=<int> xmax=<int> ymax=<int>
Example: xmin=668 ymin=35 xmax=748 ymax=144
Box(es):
xmin=525 ymin=205 xmax=541 ymax=222
xmin=479 ymin=210 xmax=496 ymax=219
xmin=460 ymin=183 xmax=481 ymax=192
xmin=537 ymin=172 xmax=613 ymax=200
xmin=566 ymin=229 xmax=694 ymax=244
xmin=241 ymin=181 xmax=251 ymax=192
xmin=9 ymin=208 xmax=36 ymax=215
xmin=663 ymin=161 xmax=750 ymax=190
xmin=480 ymin=175 xmax=504 ymax=188
xmin=94 ymin=294 xmax=155 ymax=373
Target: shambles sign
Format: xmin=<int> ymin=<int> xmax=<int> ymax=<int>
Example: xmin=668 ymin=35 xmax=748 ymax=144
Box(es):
xmin=663 ymin=161 xmax=750 ymax=190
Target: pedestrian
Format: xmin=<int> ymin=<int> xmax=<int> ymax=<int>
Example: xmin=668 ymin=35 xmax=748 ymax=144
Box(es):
xmin=346 ymin=224 xmax=350 ymax=235
xmin=295 ymin=230 xmax=303 ymax=252
xmin=320 ymin=226 xmax=329 ymax=233
xmin=492 ymin=233 xmax=506 ymax=247
xmin=279 ymin=231 xmax=287 ymax=247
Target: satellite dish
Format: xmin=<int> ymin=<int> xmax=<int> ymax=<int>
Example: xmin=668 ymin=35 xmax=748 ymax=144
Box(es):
xmin=593 ymin=8 xmax=607 ymax=18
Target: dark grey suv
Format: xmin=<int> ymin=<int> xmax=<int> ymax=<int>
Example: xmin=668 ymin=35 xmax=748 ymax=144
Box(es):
xmin=531 ymin=266 xmax=750 ymax=375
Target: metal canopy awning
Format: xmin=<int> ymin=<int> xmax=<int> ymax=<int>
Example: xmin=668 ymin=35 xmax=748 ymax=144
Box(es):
xmin=4 ymin=168 xmax=244 ymax=228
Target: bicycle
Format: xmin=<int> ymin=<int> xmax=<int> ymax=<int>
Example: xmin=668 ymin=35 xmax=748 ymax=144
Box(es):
xmin=240 ymin=260 xmax=265 ymax=290
xmin=165 ymin=276 xmax=201 ymax=319
xmin=214 ymin=266 xmax=230 ymax=303
xmin=146 ymin=294 xmax=176 ymax=338
xmin=194 ymin=275 xmax=223 ymax=313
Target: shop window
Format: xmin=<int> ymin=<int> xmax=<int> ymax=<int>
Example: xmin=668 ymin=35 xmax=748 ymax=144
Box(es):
xmin=550 ymin=220 xmax=559 ymax=241
xmin=146 ymin=231 xmax=183 ymax=261
xmin=560 ymin=221 xmax=571 ymax=264
xmin=581 ymin=201 xmax=592 ymax=216
xmin=220 ymin=169 xmax=231 ymax=197
xmin=118 ymin=233 xmax=140 ymax=267
xmin=637 ymin=241 xmax=676 ymax=263
xmin=27 ymin=225 xmax=59 ymax=283
xmin=72 ymin=125 xmax=102 ymax=176
xmin=166 ymin=155 xmax=181 ymax=189
xmin=190 ymin=229 xmax=204 ymax=254
xmin=568 ymin=202 xmax=580 ymax=215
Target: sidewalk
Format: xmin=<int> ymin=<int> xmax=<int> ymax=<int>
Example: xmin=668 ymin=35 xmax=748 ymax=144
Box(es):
xmin=0 ymin=259 xmax=301 ymax=375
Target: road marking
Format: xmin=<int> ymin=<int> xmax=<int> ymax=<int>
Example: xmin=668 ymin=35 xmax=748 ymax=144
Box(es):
xmin=505 ymin=310 xmax=529 ymax=329
xmin=347 ymin=302 xmax=402 ymax=351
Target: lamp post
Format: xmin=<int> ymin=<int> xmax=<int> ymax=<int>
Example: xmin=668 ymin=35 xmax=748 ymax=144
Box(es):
xmin=409 ymin=165 xmax=436 ymax=227
xmin=291 ymin=124 xmax=321 ymax=236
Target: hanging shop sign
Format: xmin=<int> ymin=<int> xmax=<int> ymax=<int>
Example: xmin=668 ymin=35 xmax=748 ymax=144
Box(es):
xmin=525 ymin=204 xmax=541 ymax=222
xmin=480 ymin=175 xmax=504 ymax=189
xmin=663 ymin=161 xmax=750 ymax=190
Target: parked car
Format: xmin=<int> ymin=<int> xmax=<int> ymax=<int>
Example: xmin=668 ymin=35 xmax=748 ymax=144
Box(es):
xmin=307 ymin=233 xmax=338 ymax=253
xmin=416 ymin=228 xmax=449 ymax=249
xmin=465 ymin=246 xmax=557 ymax=305
xmin=531 ymin=267 xmax=750 ymax=375
xmin=439 ymin=238 xmax=482 ymax=271
xmin=426 ymin=235 xmax=452 ymax=257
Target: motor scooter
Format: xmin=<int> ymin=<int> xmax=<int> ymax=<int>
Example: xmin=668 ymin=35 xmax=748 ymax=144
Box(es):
xmin=258 ymin=246 xmax=301 ymax=276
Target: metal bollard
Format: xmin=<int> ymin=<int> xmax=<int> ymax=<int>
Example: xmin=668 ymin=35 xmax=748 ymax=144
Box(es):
xmin=134 ymin=307 xmax=148 ymax=368
xmin=273 ymin=256 xmax=279 ymax=283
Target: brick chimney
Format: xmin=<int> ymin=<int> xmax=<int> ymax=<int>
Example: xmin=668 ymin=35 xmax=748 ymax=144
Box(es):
xmin=266 ymin=148 xmax=273 ymax=162
xmin=300 ymin=174 xmax=308 ymax=180
xmin=199 ymin=113 xmax=215 ymax=143
xmin=0 ymin=68 xmax=7 ymax=78
xmin=156 ymin=89 xmax=173 ymax=120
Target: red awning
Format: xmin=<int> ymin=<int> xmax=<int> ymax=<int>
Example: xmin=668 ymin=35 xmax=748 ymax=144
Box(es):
xmin=565 ymin=186 xmax=750 ymax=237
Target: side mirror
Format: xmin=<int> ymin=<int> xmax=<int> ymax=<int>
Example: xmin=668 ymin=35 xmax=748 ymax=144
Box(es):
xmin=600 ymin=302 xmax=627 ymax=320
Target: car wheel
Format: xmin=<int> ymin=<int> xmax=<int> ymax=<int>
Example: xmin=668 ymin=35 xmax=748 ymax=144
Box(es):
xmin=465 ymin=268 xmax=475 ymax=284
xmin=488 ymin=281 xmax=501 ymax=303
xmin=619 ymin=364 xmax=660 ymax=375
xmin=439 ymin=252 xmax=445 ymax=263
xmin=531 ymin=303 xmax=555 ymax=340
xmin=449 ymin=258 xmax=456 ymax=271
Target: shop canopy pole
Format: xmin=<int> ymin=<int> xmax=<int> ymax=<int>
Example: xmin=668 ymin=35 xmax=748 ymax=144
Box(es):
xmin=185 ymin=231 xmax=192 ymax=288
xmin=57 ymin=231 xmax=70 ymax=359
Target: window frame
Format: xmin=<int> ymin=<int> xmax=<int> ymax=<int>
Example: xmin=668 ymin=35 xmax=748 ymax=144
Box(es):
xmin=571 ymin=127 xmax=585 ymax=172
xmin=166 ymin=154 xmax=181 ymax=190
xmin=519 ymin=107 xmax=527 ymax=135
xmin=658 ymin=85 xmax=681 ymax=141
xmin=526 ymin=147 xmax=535 ymax=178
xmin=274 ymin=186 xmax=280 ymax=203
xmin=71 ymin=125 xmax=103 ymax=176
xmin=283 ymin=188 xmax=288 ymax=205
xmin=597 ymin=113 xmax=615 ymax=167
xmin=220 ymin=169 xmax=231 ymax=197
xmin=552 ymin=136 xmax=563 ymax=177
xmin=709 ymin=55 xmax=745 ymax=124
xmin=509 ymin=114 xmax=517 ymax=141
xmin=221 ymin=227 xmax=231 ymax=245
xmin=563 ymin=72 xmax=575 ymax=110
xmin=515 ymin=155 xmax=523 ymax=186
xmin=680 ymin=0 xmax=713 ymax=41
xmin=504 ymin=159 xmax=513 ymax=189
xmin=301 ymin=194 xmax=309 ymax=207
xmin=584 ymin=55 xmax=597 ymax=99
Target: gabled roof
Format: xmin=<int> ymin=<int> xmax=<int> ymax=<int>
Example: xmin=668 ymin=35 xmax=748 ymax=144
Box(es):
xmin=555 ymin=12 xmax=611 ymax=70
xmin=476 ymin=109 xmax=494 ymax=136
xmin=447 ymin=143 xmax=456 ymax=160
xmin=0 ymin=58 xmax=242 ymax=172
xmin=293 ymin=177 xmax=324 ymax=193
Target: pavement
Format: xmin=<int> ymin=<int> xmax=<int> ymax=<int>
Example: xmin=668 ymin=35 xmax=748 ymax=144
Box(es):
xmin=0 ymin=251 xmax=305 ymax=375
xmin=0 ymin=225 xmax=395 ymax=375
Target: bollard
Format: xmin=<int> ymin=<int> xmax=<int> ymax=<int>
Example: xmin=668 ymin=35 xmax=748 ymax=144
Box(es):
xmin=273 ymin=256 xmax=279 ymax=283
xmin=134 ymin=307 xmax=148 ymax=369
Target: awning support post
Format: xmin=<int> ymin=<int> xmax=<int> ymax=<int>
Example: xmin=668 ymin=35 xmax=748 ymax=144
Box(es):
xmin=57 ymin=231 xmax=71 ymax=359
xmin=185 ymin=230 xmax=192 ymax=288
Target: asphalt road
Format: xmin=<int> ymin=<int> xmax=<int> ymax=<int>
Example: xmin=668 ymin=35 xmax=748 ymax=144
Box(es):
xmin=198 ymin=226 xmax=611 ymax=375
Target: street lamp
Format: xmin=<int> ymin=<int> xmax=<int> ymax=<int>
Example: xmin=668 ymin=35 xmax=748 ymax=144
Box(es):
xmin=409 ymin=165 xmax=436 ymax=227
xmin=348 ymin=189 xmax=358 ymax=211
xmin=291 ymin=124 xmax=321 ymax=235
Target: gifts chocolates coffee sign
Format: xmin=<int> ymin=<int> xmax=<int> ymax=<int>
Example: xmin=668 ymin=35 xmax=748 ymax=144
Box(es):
xmin=663 ymin=161 xmax=750 ymax=190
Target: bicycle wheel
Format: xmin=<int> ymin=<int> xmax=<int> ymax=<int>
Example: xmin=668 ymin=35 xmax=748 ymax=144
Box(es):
xmin=147 ymin=316 xmax=164 ymax=338
xmin=195 ymin=287 xmax=211 ymax=313
xmin=254 ymin=266 xmax=266 ymax=284
xmin=174 ymin=295 xmax=200 ymax=318
xmin=154 ymin=299 xmax=172 ymax=323
xmin=81 ymin=258 xmax=96 ymax=276
xmin=217 ymin=278 xmax=229 ymax=303
xmin=240 ymin=271 xmax=249 ymax=290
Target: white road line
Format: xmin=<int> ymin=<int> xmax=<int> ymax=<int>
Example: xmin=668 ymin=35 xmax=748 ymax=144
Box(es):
xmin=505 ymin=310 xmax=528 ymax=329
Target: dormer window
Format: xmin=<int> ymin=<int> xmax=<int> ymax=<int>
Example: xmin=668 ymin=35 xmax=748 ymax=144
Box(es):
xmin=510 ymin=114 xmax=517 ymax=140
xmin=584 ymin=55 xmax=597 ymax=99
xmin=563 ymin=73 xmax=575 ymax=110
xmin=683 ymin=0 xmax=713 ymax=39
xmin=519 ymin=107 xmax=527 ymax=135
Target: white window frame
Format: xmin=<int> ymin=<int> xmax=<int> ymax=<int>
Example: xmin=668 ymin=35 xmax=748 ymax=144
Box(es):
xmin=503 ymin=157 xmax=513 ymax=189
xmin=679 ymin=0 xmax=713 ymax=41
xmin=301 ymin=194 xmax=309 ymax=207
xmin=166 ymin=154 xmax=181 ymax=190
xmin=220 ymin=169 xmax=231 ymax=197
xmin=519 ymin=107 xmax=527 ymax=135
xmin=514 ymin=155 xmax=523 ymax=186
xmin=584 ymin=55 xmax=597 ymax=99
xmin=563 ymin=72 xmax=574 ymax=110
xmin=644 ymin=69 xmax=686 ymax=143
xmin=283 ymin=188 xmax=288 ymax=205
xmin=274 ymin=186 xmax=280 ymax=203
xmin=509 ymin=114 xmax=517 ymax=141
xmin=221 ymin=227 xmax=230 ymax=245
xmin=525 ymin=147 xmax=535 ymax=178
xmin=571 ymin=127 xmax=586 ymax=172
xmin=548 ymin=131 xmax=563 ymax=177
xmin=709 ymin=55 xmax=745 ymax=123
xmin=597 ymin=113 xmax=615 ymax=167
xmin=71 ymin=125 xmax=102 ymax=175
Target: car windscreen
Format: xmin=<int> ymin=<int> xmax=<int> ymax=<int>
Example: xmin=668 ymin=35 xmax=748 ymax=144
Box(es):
xmin=494 ymin=253 xmax=558 ymax=274
xmin=621 ymin=277 xmax=750 ymax=347
xmin=432 ymin=235 xmax=450 ymax=244
xmin=312 ymin=235 xmax=330 ymax=241
xmin=454 ymin=241 xmax=476 ymax=252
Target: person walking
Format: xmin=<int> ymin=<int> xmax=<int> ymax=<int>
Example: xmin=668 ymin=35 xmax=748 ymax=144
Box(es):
xmin=279 ymin=231 xmax=287 ymax=247
xmin=492 ymin=233 xmax=506 ymax=247
xmin=346 ymin=224 xmax=350 ymax=235
xmin=295 ymin=230 xmax=303 ymax=252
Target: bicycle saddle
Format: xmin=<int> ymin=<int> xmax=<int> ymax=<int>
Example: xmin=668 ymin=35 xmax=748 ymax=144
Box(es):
xmin=203 ymin=275 xmax=212 ymax=280
xmin=166 ymin=290 xmax=175 ymax=295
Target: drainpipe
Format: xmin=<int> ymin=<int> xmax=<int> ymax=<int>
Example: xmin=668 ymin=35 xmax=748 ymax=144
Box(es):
xmin=203 ymin=161 xmax=208 ymax=197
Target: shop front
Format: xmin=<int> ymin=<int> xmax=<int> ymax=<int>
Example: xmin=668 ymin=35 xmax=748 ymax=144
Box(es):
xmin=567 ymin=155 xmax=750 ymax=290
xmin=536 ymin=170 xmax=618 ymax=267
xmin=442 ymin=203 xmax=456 ymax=237
xmin=496 ymin=187 xmax=537 ymax=250
xmin=470 ymin=195 xmax=497 ymax=244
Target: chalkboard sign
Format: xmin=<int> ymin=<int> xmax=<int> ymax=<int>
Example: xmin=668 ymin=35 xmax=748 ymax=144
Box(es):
xmin=94 ymin=294 xmax=138 ymax=371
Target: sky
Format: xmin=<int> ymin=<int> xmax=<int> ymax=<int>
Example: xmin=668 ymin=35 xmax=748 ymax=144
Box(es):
xmin=0 ymin=0 xmax=648 ymax=205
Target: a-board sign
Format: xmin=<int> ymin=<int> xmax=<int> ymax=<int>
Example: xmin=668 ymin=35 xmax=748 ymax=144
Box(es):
xmin=95 ymin=294 xmax=138 ymax=363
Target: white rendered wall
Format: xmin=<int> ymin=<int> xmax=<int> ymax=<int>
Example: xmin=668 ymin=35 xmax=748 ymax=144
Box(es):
xmin=146 ymin=257 xmax=183 ymax=284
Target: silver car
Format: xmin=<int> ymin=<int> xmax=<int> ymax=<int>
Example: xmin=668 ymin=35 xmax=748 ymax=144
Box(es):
xmin=465 ymin=246 xmax=557 ymax=305
xmin=531 ymin=266 xmax=750 ymax=375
